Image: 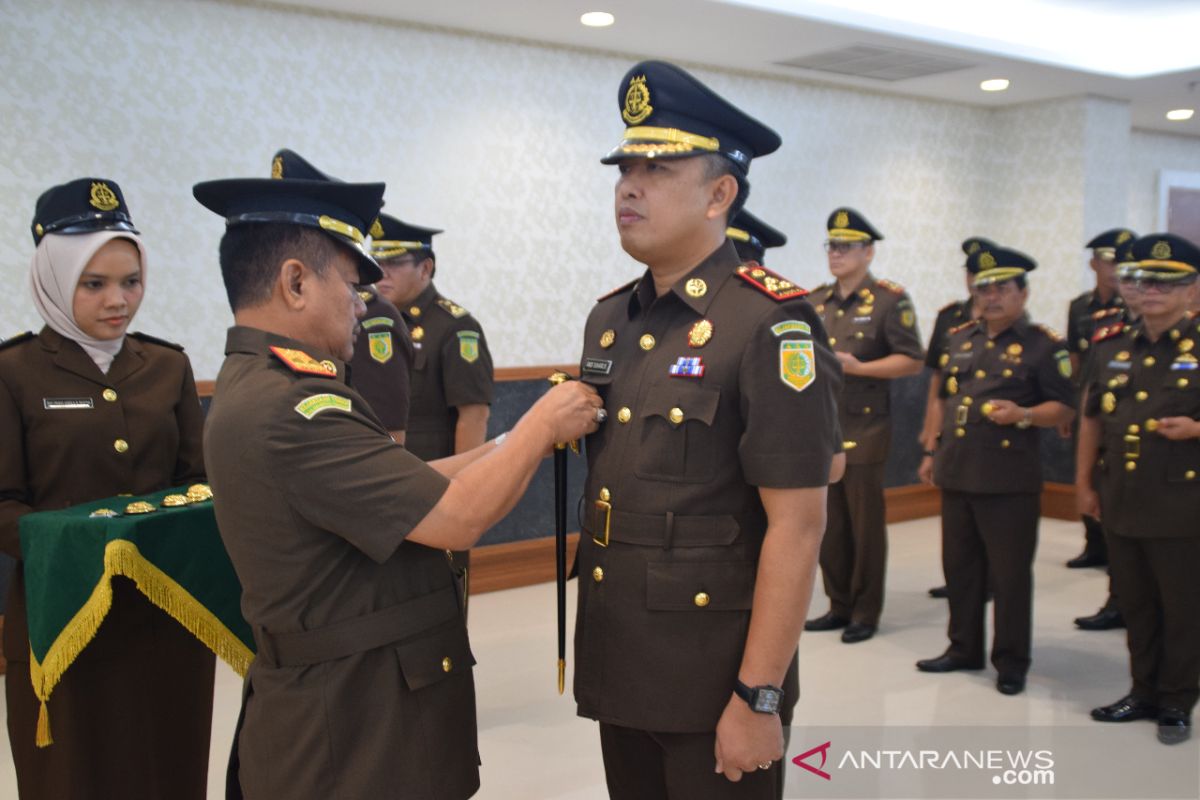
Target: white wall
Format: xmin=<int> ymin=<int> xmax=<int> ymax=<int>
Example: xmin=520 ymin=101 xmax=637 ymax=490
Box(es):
xmin=1 ymin=0 xmax=1198 ymax=378
xmin=1127 ymin=129 xmax=1200 ymax=234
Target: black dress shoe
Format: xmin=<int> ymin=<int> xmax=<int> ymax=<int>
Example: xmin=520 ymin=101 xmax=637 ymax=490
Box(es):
xmin=841 ymin=623 xmax=876 ymax=643
xmin=928 ymin=585 xmax=948 ymax=598
xmin=1066 ymin=551 xmax=1107 ymax=569
xmin=1157 ymin=708 xmax=1191 ymax=745
xmin=916 ymin=653 xmax=985 ymax=673
xmin=1091 ymin=694 xmax=1158 ymax=722
xmin=805 ymin=611 xmax=850 ymax=632
xmin=1074 ymin=608 xmax=1125 ymax=630
xmin=996 ymin=674 xmax=1026 ymax=695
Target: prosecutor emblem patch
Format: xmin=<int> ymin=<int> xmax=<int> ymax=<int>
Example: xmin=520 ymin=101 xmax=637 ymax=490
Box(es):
xmin=779 ymin=340 xmax=815 ymax=393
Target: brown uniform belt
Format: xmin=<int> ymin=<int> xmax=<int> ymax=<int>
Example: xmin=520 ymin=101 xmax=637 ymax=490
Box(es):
xmin=254 ymin=585 xmax=460 ymax=668
xmin=583 ymin=503 xmax=740 ymax=548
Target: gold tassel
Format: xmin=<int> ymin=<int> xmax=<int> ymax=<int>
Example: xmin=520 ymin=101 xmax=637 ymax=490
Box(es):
xmin=36 ymin=700 xmax=52 ymax=747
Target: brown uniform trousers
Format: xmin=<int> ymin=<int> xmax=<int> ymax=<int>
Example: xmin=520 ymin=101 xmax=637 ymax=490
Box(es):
xmin=401 ymin=283 xmax=494 ymax=584
xmin=933 ymin=318 xmax=1076 ymax=675
xmin=1086 ymin=315 xmax=1200 ymax=712
xmin=576 ymin=242 xmax=842 ymax=799
xmin=0 ymin=328 xmax=215 ymax=800
xmin=812 ymin=275 xmax=924 ymax=625
xmin=205 ymin=326 xmax=478 ymax=799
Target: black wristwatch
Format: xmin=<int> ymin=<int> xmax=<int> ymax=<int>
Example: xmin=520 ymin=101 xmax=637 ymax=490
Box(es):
xmin=733 ymin=679 xmax=783 ymax=714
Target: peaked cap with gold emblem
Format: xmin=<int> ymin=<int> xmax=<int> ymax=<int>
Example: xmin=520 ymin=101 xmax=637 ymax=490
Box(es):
xmin=1125 ymin=233 xmax=1200 ymax=282
xmin=369 ymin=213 xmax=442 ymax=262
xmin=271 ymin=148 xmax=340 ymax=182
xmin=601 ymin=60 xmax=781 ymax=173
xmin=1085 ymin=228 xmax=1137 ymax=260
xmin=727 ymin=208 xmax=787 ymax=264
xmin=960 ymin=236 xmax=996 ymax=267
xmin=966 ymin=245 xmax=1037 ymax=287
xmin=31 ymin=177 xmax=139 ymax=245
xmin=826 ymin=207 xmax=883 ymax=243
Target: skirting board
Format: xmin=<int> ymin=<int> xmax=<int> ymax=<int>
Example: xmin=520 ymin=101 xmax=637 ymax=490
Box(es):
xmin=468 ymin=483 xmax=1079 ymax=596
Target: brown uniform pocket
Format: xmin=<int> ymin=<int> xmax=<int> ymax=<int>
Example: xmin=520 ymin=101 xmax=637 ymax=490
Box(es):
xmin=634 ymin=382 xmax=721 ymax=483
xmin=395 ymin=623 xmax=476 ymax=691
xmin=1166 ymin=439 xmax=1200 ymax=484
xmin=645 ymin=560 xmax=757 ymax=611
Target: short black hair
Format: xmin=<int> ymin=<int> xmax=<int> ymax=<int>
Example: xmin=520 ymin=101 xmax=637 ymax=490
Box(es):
xmin=700 ymin=153 xmax=749 ymax=222
xmin=218 ymin=224 xmax=341 ymax=311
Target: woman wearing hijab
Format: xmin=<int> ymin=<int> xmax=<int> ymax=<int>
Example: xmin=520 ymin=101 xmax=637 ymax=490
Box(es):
xmin=0 ymin=178 xmax=215 ymax=799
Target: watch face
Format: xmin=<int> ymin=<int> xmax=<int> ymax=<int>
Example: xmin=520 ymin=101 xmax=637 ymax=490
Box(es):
xmin=754 ymin=688 xmax=782 ymax=714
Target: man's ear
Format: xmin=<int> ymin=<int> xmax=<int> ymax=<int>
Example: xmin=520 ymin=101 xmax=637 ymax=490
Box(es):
xmin=705 ymin=173 xmax=739 ymax=221
xmin=418 ymin=257 xmax=435 ymax=281
xmin=278 ymin=258 xmax=309 ymax=311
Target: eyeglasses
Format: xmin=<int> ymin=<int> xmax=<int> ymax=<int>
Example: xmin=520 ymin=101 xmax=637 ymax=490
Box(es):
xmin=1120 ymin=278 xmax=1195 ymax=294
xmin=824 ymin=241 xmax=865 ymax=254
xmin=379 ymin=258 xmax=418 ymax=271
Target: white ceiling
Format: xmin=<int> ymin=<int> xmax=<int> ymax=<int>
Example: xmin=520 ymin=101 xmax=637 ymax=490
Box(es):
xmin=268 ymin=0 xmax=1200 ymax=136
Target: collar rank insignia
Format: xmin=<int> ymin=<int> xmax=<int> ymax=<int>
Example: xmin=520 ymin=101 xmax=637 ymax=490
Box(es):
xmin=597 ymin=278 xmax=639 ymax=302
xmin=669 ymin=356 xmax=705 ymax=378
xmin=270 ymin=346 xmax=338 ymax=378
xmin=688 ymin=320 xmax=713 ymax=347
xmin=437 ymin=298 xmax=469 ymax=318
xmin=1093 ymin=322 xmax=1124 ymax=342
xmin=735 ymin=264 xmax=808 ymax=301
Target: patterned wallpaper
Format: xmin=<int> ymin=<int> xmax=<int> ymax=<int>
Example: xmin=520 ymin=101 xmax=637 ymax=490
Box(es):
xmin=1 ymin=0 xmax=1198 ymax=378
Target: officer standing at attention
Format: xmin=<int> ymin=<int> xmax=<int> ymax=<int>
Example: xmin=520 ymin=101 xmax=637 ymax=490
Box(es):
xmin=1065 ymin=228 xmax=1135 ymax=571
xmin=921 ymin=236 xmax=991 ymax=599
xmin=726 ymin=209 xmax=786 ymax=266
xmin=372 ymin=214 xmax=494 ymax=583
xmin=194 ymin=173 xmax=601 ymax=799
xmin=573 ymin=60 xmax=843 ymax=798
xmin=805 ymin=208 xmax=924 ymax=643
xmin=917 ymin=245 xmax=1075 ymax=695
xmin=270 ymin=149 xmax=415 ymax=442
xmin=1078 ymin=234 xmax=1200 ymax=745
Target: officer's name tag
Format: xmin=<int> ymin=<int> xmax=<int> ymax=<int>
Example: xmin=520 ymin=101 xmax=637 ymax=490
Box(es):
xmin=1107 ymin=360 xmax=1132 ymax=370
xmin=294 ymin=393 xmax=353 ymax=420
xmin=853 ymin=316 xmax=872 ymax=324
xmin=583 ymin=357 xmax=613 ymax=376
xmin=43 ymin=397 xmax=93 ymax=410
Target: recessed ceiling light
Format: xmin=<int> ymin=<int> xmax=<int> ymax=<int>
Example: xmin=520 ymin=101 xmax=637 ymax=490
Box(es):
xmin=980 ymin=79 xmax=1010 ymax=92
xmin=1166 ymin=108 xmax=1195 ymax=121
xmin=580 ymin=11 xmax=614 ymax=27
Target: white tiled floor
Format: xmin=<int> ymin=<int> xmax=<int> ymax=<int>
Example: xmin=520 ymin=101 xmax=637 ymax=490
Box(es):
xmin=0 ymin=516 xmax=1188 ymax=798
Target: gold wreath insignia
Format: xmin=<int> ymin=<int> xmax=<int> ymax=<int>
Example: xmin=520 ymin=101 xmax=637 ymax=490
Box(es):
xmin=622 ymin=75 xmax=653 ymax=125
xmin=89 ymin=182 xmax=119 ymax=211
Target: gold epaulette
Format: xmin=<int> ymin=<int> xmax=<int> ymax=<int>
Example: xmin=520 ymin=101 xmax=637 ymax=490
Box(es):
xmin=269 ymin=346 xmax=338 ymax=378
xmin=1035 ymin=324 xmax=1065 ymax=342
xmin=130 ymin=331 xmax=184 ymax=351
xmin=0 ymin=331 xmax=34 ymax=351
xmin=947 ymin=320 xmax=976 ymax=336
xmin=596 ymin=278 xmax=639 ymax=302
xmin=436 ymin=298 xmax=469 ymax=318
xmin=734 ymin=264 xmax=808 ymax=301
xmin=1091 ymin=306 xmax=1121 ymax=321
xmin=875 ymin=278 xmax=906 ymax=295
xmin=1092 ymin=322 xmax=1125 ymax=343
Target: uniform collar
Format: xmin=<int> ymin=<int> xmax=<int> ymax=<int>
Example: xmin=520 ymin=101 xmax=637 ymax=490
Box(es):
xmin=1132 ymin=313 xmax=1194 ymax=345
xmin=1088 ymin=289 xmax=1123 ymax=311
xmin=825 ymin=272 xmax=874 ymax=304
xmin=38 ymin=325 xmax=142 ymax=385
xmin=627 ymin=240 xmax=739 ymax=318
xmin=400 ymin=283 xmax=439 ymax=320
xmin=976 ymin=312 xmax=1032 ymax=341
xmin=224 ymin=325 xmax=348 ymax=383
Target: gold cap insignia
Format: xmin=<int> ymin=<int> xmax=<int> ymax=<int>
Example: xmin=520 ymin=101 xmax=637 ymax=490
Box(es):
xmin=369 ymin=218 xmax=384 ymax=238
xmin=1117 ymin=230 xmax=1132 ymax=244
xmin=834 ymin=210 xmax=849 ymax=229
xmin=979 ymin=252 xmax=996 ymax=270
xmin=600 ymin=329 xmax=616 ymax=349
xmin=622 ymin=74 xmax=653 ymax=125
xmin=688 ymin=319 xmax=713 ymax=348
xmin=1152 ymin=240 xmax=1172 ymax=260
xmin=685 ymin=278 xmax=707 ymax=298
xmin=967 ymin=241 xmax=981 ymax=254
xmin=35 ymin=223 xmax=43 ymax=236
xmin=271 ymin=156 xmax=284 ymax=179
xmin=89 ymin=182 xmax=119 ymax=211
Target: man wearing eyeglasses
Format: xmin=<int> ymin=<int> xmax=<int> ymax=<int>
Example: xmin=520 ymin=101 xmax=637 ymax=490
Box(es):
xmin=805 ymin=208 xmax=924 ymax=644
xmin=1078 ymin=233 xmax=1200 ymax=745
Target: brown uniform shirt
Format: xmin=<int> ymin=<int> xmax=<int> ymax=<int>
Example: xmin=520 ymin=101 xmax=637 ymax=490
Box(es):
xmin=204 ymin=326 xmax=479 ymax=800
xmin=933 ymin=318 xmax=1076 ymax=494
xmin=402 ymin=283 xmax=494 ymax=461
xmin=349 ymin=287 xmax=413 ymax=432
xmin=1067 ymin=289 xmax=1125 ymax=357
xmin=574 ymin=241 xmax=842 ymax=733
xmin=0 ymin=327 xmax=212 ymax=799
xmin=1085 ymin=315 xmax=1200 ymax=538
xmin=926 ymin=298 xmax=973 ymax=369
xmin=812 ymin=274 xmax=924 ymax=463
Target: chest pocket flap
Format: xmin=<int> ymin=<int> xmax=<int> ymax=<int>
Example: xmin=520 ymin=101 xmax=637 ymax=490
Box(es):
xmin=635 ymin=382 xmax=722 ymax=483
xmin=395 ymin=622 xmax=476 ymax=691
xmin=646 ymin=560 xmax=756 ymax=611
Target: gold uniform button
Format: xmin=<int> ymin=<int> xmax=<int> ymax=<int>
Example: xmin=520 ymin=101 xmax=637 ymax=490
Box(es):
xmin=985 ymin=340 xmax=995 ymax=349
xmin=409 ymin=306 xmax=422 ymax=317
xmin=599 ymin=487 xmax=611 ymax=502
xmin=1178 ymin=378 xmax=1190 ymax=388
xmin=113 ymin=439 xmax=129 ymax=454
xmin=855 ymin=331 xmax=865 ymax=339
xmin=829 ymin=337 xmax=838 ymax=346
xmin=617 ymin=407 xmax=632 ymax=424
xmin=639 ymin=334 xmax=656 ymax=351
xmin=1127 ymin=424 xmax=1140 ymax=434
xmin=1144 ymin=356 xmax=1156 ymax=367
xmin=836 ymin=309 xmax=845 ymax=318
xmin=693 ymin=592 xmax=710 ymax=608
xmin=592 ymin=566 xmax=605 ymax=583
xmin=955 ymin=427 xmax=966 ymax=438
xmin=981 ymin=401 xmax=994 ymax=415
xmin=102 ymin=388 xmax=118 ymax=402
xmin=1145 ymin=418 xmax=1160 ymax=432
xmin=1001 ymin=440 xmax=1011 ymax=448
xmin=1125 ymin=461 xmax=1137 ymax=472
xmin=1186 ymin=470 xmax=1197 ymax=480
xmin=442 ymin=657 xmax=453 ymax=673
xmin=863 ymin=406 xmax=872 ymax=414
xmin=975 ymin=369 xmax=986 ymax=379
xmin=1136 ymin=391 xmax=1149 ymax=402
xmin=668 ymin=407 xmax=684 ymax=425
xmin=1002 ymin=369 xmax=1013 ymax=378
xmin=962 ymin=396 xmax=974 ymax=406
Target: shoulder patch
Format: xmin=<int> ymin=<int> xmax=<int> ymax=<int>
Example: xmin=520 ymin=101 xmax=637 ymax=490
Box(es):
xmin=947 ymin=320 xmax=976 ymax=336
xmin=294 ymin=393 xmax=352 ymax=420
xmin=1092 ymin=322 xmax=1125 ymax=343
xmin=1035 ymin=324 xmax=1065 ymax=342
xmin=735 ymin=264 xmax=808 ymax=301
xmin=0 ymin=331 xmax=35 ymax=352
xmin=875 ymin=278 xmax=905 ymax=295
xmin=129 ymin=331 xmax=184 ymax=351
xmin=269 ymin=346 xmax=339 ymax=378
xmin=597 ymin=278 xmax=639 ymax=302
xmin=436 ymin=298 xmax=469 ymax=319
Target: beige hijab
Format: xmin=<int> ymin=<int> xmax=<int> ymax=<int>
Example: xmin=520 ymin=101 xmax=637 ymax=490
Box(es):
xmin=29 ymin=230 xmax=148 ymax=374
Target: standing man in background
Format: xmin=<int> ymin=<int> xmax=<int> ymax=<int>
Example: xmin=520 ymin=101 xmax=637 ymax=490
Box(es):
xmin=727 ymin=209 xmax=787 ymax=266
xmin=806 ymin=208 xmax=924 ymax=643
xmin=373 ymin=214 xmax=494 ymax=594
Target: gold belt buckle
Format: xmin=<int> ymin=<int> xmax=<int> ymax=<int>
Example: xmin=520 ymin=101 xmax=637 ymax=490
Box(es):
xmin=593 ymin=499 xmax=611 ymax=547
xmin=955 ymin=405 xmax=969 ymax=426
xmin=1123 ymin=434 xmax=1140 ymax=459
